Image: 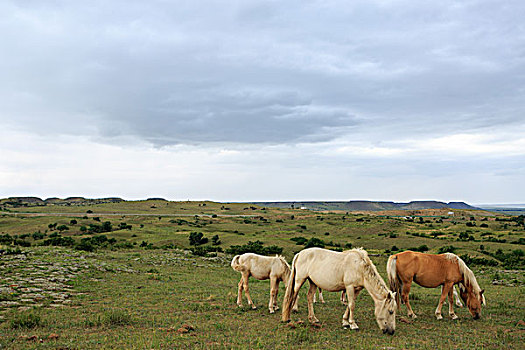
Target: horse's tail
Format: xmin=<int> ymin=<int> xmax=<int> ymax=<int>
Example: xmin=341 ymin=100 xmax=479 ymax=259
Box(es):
xmin=230 ymin=255 xmax=244 ymax=272
xmin=281 ymin=254 xmax=298 ymax=322
xmin=387 ymin=254 xmax=401 ymax=309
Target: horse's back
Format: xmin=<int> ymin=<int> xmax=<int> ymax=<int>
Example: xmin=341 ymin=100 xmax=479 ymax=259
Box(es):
xmin=294 ymin=248 xmax=364 ymax=291
xmin=393 ymin=251 xmax=461 ymax=287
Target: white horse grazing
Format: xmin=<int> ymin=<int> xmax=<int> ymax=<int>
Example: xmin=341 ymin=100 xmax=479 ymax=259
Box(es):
xmin=282 ymin=248 xmax=397 ymax=334
xmin=231 ymin=253 xmax=296 ymax=313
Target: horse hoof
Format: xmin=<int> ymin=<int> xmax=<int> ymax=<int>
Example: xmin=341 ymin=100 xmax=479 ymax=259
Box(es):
xmin=274 ymin=306 xmax=280 ymax=311
xmin=251 ymin=306 xmax=257 ymax=310
xmin=451 ymin=314 xmax=458 ymax=320
xmin=409 ymin=314 xmax=417 ymax=319
xmin=343 ymin=325 xmax=350 ymax=329
xmin=269 ymin=310 xmax=275 ymax=314
xmin=436 ymin=315 xmax=443 ymax=320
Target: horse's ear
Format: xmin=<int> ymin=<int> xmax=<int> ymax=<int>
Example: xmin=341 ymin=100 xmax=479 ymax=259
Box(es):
xmin=480 ymin=289 xmax=484 ymax=294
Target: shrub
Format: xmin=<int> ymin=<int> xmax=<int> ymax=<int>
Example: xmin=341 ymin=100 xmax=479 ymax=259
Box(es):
xmin=344 ymin=243 xmax=353 ymax=249
xmin=408 ymin=245 xmax=429 ymax=252
xmin=211 ymin=235 xmax=221 ymax=245
xmin=14 ymin=239 xmax=31 ymax=247
xmin=10 ymin=312 xmax=41 ymax=329
xmin=459 ymin=254 xmax=498 ymax=267
xmin=191 ymin=245 xmax=223 ymax=256
xmin=32 ymin=232 xmax=45 ymax=240
xmin=438 ymin=245 xmax=457 ymax=254
xmin=42 ymin=236 xmax=75 ymax=247
xmin=226 ymin=240 xmax=283 ymax=255
xmin=391 ymin=245 xmax=399 ymax=251
xmin=304 ymin=238 xmax=325 ymax=249
xmin=70 ymin=219 xmax=77 ymax=225
xmin=103 ymin=309 xmax=132 ymax=326
xmin=57 ymin=224 xmax=69 ymax=232
xmin=0 ymin=234 xmax=13 ymax=244
xmin=189 ymin=232 xmax=208 ymax=246
xmin=290 ymin=237 xmax=308 ymax=245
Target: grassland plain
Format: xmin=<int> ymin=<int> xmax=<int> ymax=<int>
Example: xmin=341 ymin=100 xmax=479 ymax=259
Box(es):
xmin=0 ymin=200 xmax=524 ymax=349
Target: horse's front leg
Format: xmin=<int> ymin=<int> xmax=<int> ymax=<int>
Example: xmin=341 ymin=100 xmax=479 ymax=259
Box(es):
xmin=236 ymin=277 xmax=244 ymax=307
xmin=307 ymin=282 xmax=320 ymax=324
xmin=242 ymin=272 xmax=257 ymax=309
xmin=402 ymin=280 xmax=416 ymax=318
xmin=435 ymin=282 xmax=453 ymax=320
xmin=342 ymin=286 xmax=359 ymax=330
xmin=268 ymin=277 xmax=279 ymax=314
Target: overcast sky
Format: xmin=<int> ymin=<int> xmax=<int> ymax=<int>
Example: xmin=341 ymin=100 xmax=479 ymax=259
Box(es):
xmin=1 ymin=0 xmax=524 ymax=203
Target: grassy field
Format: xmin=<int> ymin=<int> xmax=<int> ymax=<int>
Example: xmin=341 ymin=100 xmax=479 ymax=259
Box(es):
xmin=0 ymin=200 xmax=524 ymax=349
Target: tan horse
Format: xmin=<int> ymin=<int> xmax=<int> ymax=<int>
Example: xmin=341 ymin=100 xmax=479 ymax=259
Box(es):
xmin=231 ymin=253 xmax=296 ymax=313
xmin=387 ymin=251 xmax=485 ymax=320
xmin=282 ymin=248 xmax=396 ymax=334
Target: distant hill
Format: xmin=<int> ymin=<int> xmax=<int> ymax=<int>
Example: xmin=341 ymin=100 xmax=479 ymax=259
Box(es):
xmin=1 ymin=196 xmax=124 ymax=208
xmin=251 ymin=200 xmax=480 ymax=211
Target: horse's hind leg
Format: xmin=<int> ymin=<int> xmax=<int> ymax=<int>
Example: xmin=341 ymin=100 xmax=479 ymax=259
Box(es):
xmin=447 ymin=284 xmax=458 ymax=319
xmin=453 ymin=285 xmax=463 ymax=307
xmin=318 ymin=288 xmax=325 ymax=303
xmin=307 ymin=282 xmax=320 ymax=324
xmin=435 ymin=282 xmax=453 ymax=320
xmin=242 ymin=272 xmax=256 ymax=309
xmin=402 ymin=280 xmax=417 ymax=318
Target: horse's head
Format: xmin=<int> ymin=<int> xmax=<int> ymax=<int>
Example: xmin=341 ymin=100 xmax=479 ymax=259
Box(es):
xmin=462 ymin=284 xmax=485 ymax=319
xmin=375 ymin=291 xmax=396 ymax=335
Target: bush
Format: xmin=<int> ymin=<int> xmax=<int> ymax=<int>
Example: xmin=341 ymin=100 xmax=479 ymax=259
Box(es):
xmin=14 ymin=239 xmax=31 ymax=247
xmin=408 ymin=245 xmax=429 ymax=252
xmin=290 ymin=237 xmax=308 ymax=245
xmin=32 ymin=232 xmax=45 ymax=240
xmin=103 ymin=309 xmax=132 ymax=326
xmin=211 ymin=235 xmax=221 ymax=245
xmin=10 ymin=312 xmax=41 ymax=329
xmin=459 ymin=254 xmax=498 ymax=267
xmin=304 ymin=238 xmax=325 ymax=249
xmin=0 ymin=234 xmax=13 ymax=244
xmin=57 ymin=224 xmax=69 ymax=232
xmin=189 ymin=232 xmax=208 ymax=246
xmin=438 ymin=245 xmax=457 ymax=254
xmin=191 ymin=245 xmax=223 ymax=256
xmin=226 ymin=240 xmax=283 ymax=255
xmin=42 ymin=236 xmax=75 ymax=247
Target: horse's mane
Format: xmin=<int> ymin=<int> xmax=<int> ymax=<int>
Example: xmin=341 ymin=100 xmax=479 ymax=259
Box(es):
xmin=444 ymin=253 xmax=482 ymax=294
xmin=352 ymin=248 xmax=390 ymax=295
xmin=276 ymin=255 xmax=291 ymax=270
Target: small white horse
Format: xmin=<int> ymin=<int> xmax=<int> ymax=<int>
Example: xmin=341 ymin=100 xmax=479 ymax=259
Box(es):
xmin=282 ymin=247 xmax=396 ymax=334
xmin=231 ymin=253 xmax=295 ymax=313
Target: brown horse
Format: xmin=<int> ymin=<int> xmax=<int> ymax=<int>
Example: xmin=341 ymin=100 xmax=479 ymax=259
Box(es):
xmin=387 ymin=251 xmax=485 ymax=320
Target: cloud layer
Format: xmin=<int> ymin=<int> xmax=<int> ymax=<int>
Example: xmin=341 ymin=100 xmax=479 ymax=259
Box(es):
xmin=1 ymin=1 xmax=524 ymax=202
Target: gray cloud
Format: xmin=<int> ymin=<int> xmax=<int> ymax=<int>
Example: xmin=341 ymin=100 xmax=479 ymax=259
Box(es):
xmin=1 ymin=0 xmax=524 ymax=148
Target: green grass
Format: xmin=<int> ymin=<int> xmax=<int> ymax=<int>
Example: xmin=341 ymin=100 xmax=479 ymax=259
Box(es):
xmin=0 ymin=200 xmax=524 ymax=348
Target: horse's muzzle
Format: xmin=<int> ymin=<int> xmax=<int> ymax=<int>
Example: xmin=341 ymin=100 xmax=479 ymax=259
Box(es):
xmin=473 ymin=314 xmax=480 ymax=320
xmin=383 ymin=328 xmax=395 ymax=335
